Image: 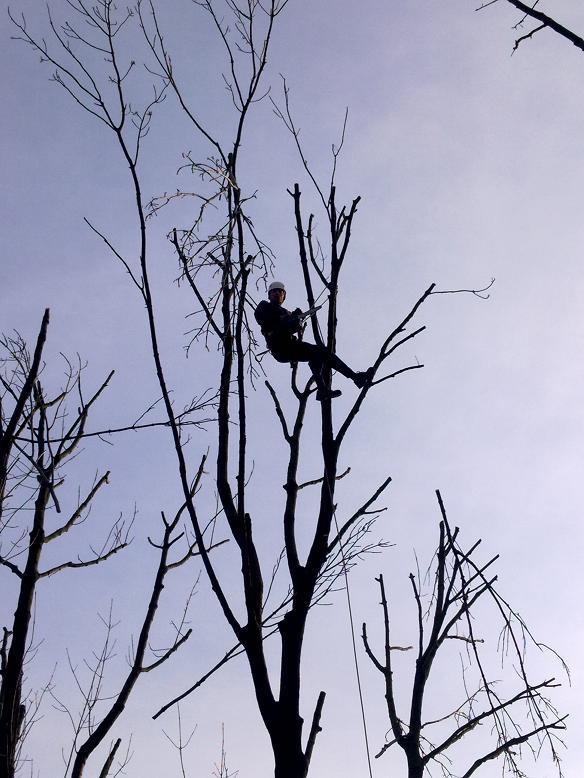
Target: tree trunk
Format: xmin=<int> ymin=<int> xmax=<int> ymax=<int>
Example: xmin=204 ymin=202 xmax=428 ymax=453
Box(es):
xmin=267 ymin=601 xmax=312 ymax=778
xmin=0 ymin=484 xmax=48 ymax=778
xmin=272 ymin=718 xmax=308 ymax=778
xmin=406 ymin=752 xmax=424 ymax=778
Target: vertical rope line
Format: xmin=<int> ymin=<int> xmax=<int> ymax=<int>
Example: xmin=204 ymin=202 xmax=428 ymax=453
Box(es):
xmin=328 ymin=472 xmax=374 ymax=778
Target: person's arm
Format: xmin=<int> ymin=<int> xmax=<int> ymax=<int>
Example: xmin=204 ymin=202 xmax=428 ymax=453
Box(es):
xmin=280 ymin=308 xmax=302 ymax=333
xmin=255 ymin=301 xmax=301 ymax=336
xmin=254 ymin=300 xmax=273 ymax=327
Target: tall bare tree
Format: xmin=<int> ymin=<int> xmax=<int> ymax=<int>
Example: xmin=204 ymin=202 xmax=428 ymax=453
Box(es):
xmin=0 ymin=310 xmax=129 ymax=777
xmin=363 ymin=491 xmax=566 ymax=778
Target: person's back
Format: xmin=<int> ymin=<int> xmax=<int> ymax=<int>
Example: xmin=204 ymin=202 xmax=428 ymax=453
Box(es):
xmin=254 ymin=299 xmax=300 ymax=348
xmin=255 ymin=281 xmax=303 ymax=353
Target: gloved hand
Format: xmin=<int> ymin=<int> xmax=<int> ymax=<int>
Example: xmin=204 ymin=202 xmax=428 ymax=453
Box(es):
xmin=289 ymin=309 xmax=303 ymax=333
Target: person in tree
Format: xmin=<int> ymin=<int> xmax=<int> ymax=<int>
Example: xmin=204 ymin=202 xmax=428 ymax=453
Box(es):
xmin=254 ymin=281 xmax=372 ymax=400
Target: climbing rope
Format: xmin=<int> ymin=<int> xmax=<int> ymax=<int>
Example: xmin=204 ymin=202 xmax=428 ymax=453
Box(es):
xmin=326 ymin=470 xmax=374 ymax=778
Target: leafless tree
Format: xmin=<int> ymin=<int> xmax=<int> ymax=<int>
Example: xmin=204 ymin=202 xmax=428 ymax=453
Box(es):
xmin=0 ymin=310 xmax=130 ymax=778
xmin=362 ymin=490 xmax=567 ymax=778
xmin=162 ymin=714 xmax=238 ymax=778
xmin=136 ymin=5 xmax=437 ymax=776
xmin=476 ymin=1 xmax=584 ymax=53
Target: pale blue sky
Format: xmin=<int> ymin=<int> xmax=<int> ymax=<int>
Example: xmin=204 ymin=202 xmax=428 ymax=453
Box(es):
xmin=2 ymin=1 xmax=583 ymax=776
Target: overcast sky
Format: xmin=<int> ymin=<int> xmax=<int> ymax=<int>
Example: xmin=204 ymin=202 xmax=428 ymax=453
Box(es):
xmin=2 ymin=1 xmax=584 ymax=776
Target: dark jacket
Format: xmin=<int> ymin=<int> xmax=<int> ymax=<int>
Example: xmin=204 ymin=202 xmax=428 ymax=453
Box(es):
xmin=254 ymin=300 xmax=302 ymax=350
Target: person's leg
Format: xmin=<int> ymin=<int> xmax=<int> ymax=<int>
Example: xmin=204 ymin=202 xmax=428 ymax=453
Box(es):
xmin=316 ymin=346 xmax=373 ymax=387
xmin=296 ymin=342 xmax=361 ymax=382
xmin=287 ymin=341 xmax=326 ymax=389
xmin=286 ymin=341 xmax=343 ymax=398
xmin=307 ymin=344 xmax=373 ymax=389
xmin=272 ymin=340 xmax=369 ymax=395
xmin=328 ymin=352 xmax=357 ymax=381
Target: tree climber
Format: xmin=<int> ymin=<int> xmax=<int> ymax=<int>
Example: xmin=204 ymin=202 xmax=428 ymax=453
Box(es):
xmin=254 ymin=281 xmax=372 ymax=400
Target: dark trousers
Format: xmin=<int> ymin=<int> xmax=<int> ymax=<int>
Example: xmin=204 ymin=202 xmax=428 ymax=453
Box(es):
xmin=271 ymin=340 xmax=356 ymax=388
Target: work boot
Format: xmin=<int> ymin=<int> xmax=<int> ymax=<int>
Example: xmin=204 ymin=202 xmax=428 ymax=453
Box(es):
xmin=316 ymin=388 xmax=342 ymax=401
xmin=353 ymin=367 xmax=374 ymax=388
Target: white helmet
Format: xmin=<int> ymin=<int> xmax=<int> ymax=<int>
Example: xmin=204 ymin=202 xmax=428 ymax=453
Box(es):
xmin=268 ymin=281 xmax=286 ymax=294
